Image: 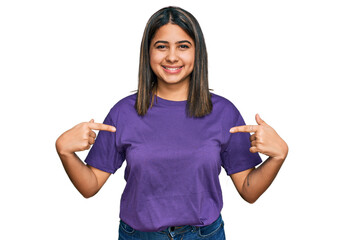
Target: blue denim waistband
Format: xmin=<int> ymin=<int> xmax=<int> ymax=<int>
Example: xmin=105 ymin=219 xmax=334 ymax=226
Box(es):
xmin=159 ymin=213 xmax=222 ymax=235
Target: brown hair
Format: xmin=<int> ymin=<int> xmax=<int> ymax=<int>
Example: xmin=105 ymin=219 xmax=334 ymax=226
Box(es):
xmin=132 ymin=6 xmax=213 ymax=118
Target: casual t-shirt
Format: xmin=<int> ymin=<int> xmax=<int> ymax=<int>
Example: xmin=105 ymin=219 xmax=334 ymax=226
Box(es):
xmin=84 ymin=92 xmax=262 ymax=232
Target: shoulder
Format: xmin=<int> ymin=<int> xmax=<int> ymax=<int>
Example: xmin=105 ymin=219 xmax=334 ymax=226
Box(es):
xmin=109 ymin=92 xmax=137 ymax=112
xmin=105 ymin=92 xmax=137 ymax=121
xmin=211 ymin=92 xmax=239 ymax=115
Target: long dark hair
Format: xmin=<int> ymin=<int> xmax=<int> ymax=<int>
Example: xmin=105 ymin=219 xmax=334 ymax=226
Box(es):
xmin=133 ymin=6 xmax=213 ymax=118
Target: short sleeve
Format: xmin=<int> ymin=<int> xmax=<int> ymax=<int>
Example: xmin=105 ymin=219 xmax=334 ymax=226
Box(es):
xmin=221 ymin=108 xmax=262 ymax=176
xmin=84 ymin=110 xmax=125 ymax=174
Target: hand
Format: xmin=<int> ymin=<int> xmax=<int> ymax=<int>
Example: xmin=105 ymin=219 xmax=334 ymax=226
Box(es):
xmin=55 ymin=119 xmax=116 ymax=155
xmin=229 ymin=114 xmax=288 ymax=161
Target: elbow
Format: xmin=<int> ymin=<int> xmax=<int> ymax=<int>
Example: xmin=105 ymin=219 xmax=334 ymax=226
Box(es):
xmin=245 ymin=197 xmax=258 ymax=204
xmin=240 ymin=193 xmax=260 ymax=204
xmin=81 ymin=192 xmax=96 ymax=199
xmin=82 ymin=193 xmax=94 ymax=199
xmin=80 ymin=189 xmax=98 ymax=199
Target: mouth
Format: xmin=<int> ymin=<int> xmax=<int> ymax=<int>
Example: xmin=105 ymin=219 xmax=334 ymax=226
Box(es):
xmin=162 ymin=65 xmax=183 ymax=73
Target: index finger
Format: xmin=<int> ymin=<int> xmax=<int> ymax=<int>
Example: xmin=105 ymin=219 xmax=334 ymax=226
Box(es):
xmin=89 ymin=122 xmax=116 ymax=132
xmin=230 ymin=125 xmax=258 ymax=133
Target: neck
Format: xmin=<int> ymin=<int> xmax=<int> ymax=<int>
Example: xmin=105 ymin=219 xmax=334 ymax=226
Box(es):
xmin=155 ymin=79 xmax=189 ymax=101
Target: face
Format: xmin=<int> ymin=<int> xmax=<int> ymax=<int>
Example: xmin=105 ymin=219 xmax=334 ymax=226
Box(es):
xmin=149 ymin=23 xmax=195 ymax=86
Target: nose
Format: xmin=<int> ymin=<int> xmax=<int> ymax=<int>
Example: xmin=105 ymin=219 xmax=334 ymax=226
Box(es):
xmin=165 ymin=48 xmax=179 ymax=63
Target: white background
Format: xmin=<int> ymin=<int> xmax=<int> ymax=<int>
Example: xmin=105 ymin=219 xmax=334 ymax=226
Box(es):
xmin=1 ymin=0 xmax=361 ymax=239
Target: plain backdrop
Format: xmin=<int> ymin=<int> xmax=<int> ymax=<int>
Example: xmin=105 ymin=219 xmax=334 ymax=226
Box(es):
xmin=1 ymin=0 xmax=361 ymax=239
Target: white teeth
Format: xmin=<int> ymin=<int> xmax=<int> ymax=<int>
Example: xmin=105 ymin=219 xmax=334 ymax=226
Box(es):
xmin=164 ymin=67 xmax=182 ymax=70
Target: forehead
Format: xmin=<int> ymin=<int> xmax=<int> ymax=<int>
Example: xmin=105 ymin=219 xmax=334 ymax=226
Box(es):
xmin=151 ymin=23 xmax=194 ymax=43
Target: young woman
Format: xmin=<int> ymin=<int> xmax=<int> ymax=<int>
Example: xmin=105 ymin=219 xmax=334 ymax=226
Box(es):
xmin=55 ymin=6 xmax=288 ymax=240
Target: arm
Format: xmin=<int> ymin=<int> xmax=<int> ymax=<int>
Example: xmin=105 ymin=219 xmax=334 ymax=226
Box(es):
xmin=230 ymin=156 xmax=285 ymax=203
xmin=55 ymin=119 xmax=115 ymax=198
xmin=229 ymin=114 xmax=288 ymax=203
xmin=56 ymin=150 xmax=111 ymax=198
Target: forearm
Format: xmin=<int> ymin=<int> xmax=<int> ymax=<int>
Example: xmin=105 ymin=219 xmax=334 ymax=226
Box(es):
xmin=241 ymin=156 xmax=285 ymax=203
xmin=56 ymin=148 xmax=98 ymax=198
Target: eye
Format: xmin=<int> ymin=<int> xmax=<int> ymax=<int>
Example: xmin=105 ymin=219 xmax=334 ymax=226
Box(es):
xmin=179 ymin=45 xmax=190 ymax=49
xmin=156 ymin=45 xmax=166 ymax=49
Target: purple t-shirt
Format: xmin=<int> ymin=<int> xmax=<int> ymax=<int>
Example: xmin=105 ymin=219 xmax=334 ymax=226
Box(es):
xmin=85 ymin=92 xmax=262 ymax=232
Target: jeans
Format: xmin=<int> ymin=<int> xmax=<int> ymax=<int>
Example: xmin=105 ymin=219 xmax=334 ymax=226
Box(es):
xmin=118 ymin=213 xmax=226 ymax=240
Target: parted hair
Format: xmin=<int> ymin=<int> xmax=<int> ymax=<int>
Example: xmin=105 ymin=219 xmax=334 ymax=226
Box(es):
xmin=132 ymin=6 xmax=213 ymax=118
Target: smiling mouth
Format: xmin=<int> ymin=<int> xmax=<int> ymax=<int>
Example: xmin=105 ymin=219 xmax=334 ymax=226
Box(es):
xmin=162 ymin=66 xmax=183 ymax=70
xmin=161 ymin=65 xmax=183 ymax=74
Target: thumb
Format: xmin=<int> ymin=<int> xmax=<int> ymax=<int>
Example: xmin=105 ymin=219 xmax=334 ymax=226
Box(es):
xmin=89 ymin=119 xmax=94 ymax=123
xmin=255 ymin=113 xmax=267 ymax=125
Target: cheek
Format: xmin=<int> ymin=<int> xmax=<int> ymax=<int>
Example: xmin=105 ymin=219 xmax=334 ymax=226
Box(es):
xmin=149 ymin=53 xmax=165 ymax=78
xmin=188 ymin=54 xmax=195 ymax=70
xmin=149 ymin=50 xmax=162 ymax=67
xmin=150 ymin=51 xmax=164 ymax=64
xmin=181 ymin=52 xmax=195 ymax=68
xmin=149 ymin=56 xmax=156 ymax=71
xmin=149 ymin=57 xmax=159 ymax=75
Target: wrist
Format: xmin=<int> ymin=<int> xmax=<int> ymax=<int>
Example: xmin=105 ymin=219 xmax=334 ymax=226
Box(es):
xmin=55 ymin=139 xmax=74 ymax=157
xmin=272 ymin=141 xmax=288 ymax=162
xmin=270 ymin=155 xmax=286 ymax=162
xmin=270 ymin=149 xmax=288 ymax=162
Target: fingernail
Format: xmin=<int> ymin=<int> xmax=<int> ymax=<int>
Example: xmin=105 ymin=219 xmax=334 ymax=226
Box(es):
xmin=229 ymin=128 xmax=234 ymax=133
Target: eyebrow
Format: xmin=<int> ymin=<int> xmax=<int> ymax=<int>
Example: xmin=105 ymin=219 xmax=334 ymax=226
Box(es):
xmin=153 ymin=40 xmax=192 ymax=46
